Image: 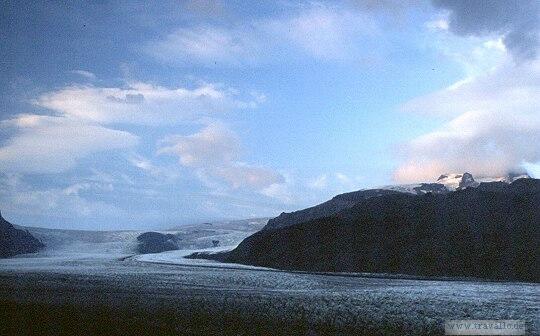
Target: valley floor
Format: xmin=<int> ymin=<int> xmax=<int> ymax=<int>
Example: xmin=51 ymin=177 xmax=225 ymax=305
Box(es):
xmin=0 ymin=248 xmax=538 ymax=335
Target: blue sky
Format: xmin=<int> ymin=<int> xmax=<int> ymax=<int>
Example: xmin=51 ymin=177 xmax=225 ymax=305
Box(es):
xmin=1 ymin=1 xmax=539 ymax=229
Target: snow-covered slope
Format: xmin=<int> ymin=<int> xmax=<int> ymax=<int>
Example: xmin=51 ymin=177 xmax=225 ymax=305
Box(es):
xmin=435 ymin=172 xmax=477 ymax=190
xmin=382 ymin=172 xmax=531 ymax=194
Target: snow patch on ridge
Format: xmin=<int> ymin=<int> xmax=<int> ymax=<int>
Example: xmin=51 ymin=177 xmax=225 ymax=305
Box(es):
xmin=377 ymin=172 xmax=531 ymax=194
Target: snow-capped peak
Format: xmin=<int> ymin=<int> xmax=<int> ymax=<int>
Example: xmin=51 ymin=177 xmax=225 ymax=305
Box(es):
xmin=436 ymin=172 xmax=531 ymax=191
xmin=374 ymin=172 xmax=531 ymax=196
xmin=436 ymin=172 xmax=477 ymax=190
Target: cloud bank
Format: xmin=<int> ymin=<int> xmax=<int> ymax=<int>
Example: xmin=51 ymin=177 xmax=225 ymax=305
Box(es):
xmin=432 ymin=0 xmax=540 ymax=61
xmin=0 ymin=78 xmax=286 ymax=224
xmin=146 ymin=4 xmax=378 ymax=65
xmin=394 ymin=1 xmax=540 ymax=182
xmin=395 ymin=59 xmax=540 ymax=182
xmin=0 ymin=115 xmax=138 ymax=174
xmin=37 ymin=82 xmax=257 ymax=125
xmin=0 ymin=80 xmax=263 ymax=174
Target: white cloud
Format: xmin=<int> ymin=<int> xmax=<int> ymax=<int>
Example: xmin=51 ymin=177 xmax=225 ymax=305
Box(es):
xmin=129 ymin=155 xmax=180 ymax=181
xmin=424 ymin=18 xmax=508 ymax=77
xmin=70 ymin=70 xmax=96 ymax=80
xmin=395 ymin=59 xmax=540 ymax=182
xmin=0 ymin=80 xmax=259 ymax=175
xmin=0 ymin=115 xmax=138 ymax=174
xmin=261 ymin=182 xmax=294 ymax=204
xmin=147 ymin=26 xmax=261 ymax=66
xmin=308 ymin=172 xmax=364 ymax=192
xmin=213 ymin=164 xmax=284 ymax=190
xmin=264 ymin=5 xmax=377 ymax=61
xmin=0 ymin=174 xmax=125 ymax=220
xmin=37 ymin=82 xmax=256 ymax=125
xmin=158 ymin=123 xmax=284 ymax=191
xmin=158 ymin=123 xmax=240 ymax=167
xmin=146 ymin=4 xmax=379 ymax=65
xmin=395 ymin=110 xmax=540 ymax=182
xmin=401 ymin=59 xmax=540 ymax=117
xmin=335 ymin=172 xmax=363 ymax=190
xmin=0 ymin=77 xmax=266 ymax=213
xmin=308 ymin=174 xmax=329 ymax=189
xmin=426 ymin=18 xmax=449 ymax=31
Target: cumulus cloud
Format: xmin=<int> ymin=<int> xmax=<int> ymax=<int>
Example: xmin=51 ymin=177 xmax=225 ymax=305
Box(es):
xmin=432 ymin=0 xmax=540 ymax=61
xmin=37 ymin=82 xmax=256 ymax=125
xmin=146 ymin=4 xmax=378 ymax=65
xmin=158 ymin=123 xmax=240 ymax=167
xmin=158 ymin=123 xmax=284 ymax=191
xmin=395 ymin=59 xmax=540 ymax=182
xmin=0 ymin=115 xmax=138 ymax=174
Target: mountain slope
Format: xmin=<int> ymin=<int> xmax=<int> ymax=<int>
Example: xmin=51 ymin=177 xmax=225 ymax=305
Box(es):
xmin=204 ymin=179 xmax=540 ymax=282
xmin=265 ymin=189 xmax=404 ymax=230
xmin=264 ymin=172 xmax=530 ymax=230
xmin=0 ymin=211 xmax=44 ymax=258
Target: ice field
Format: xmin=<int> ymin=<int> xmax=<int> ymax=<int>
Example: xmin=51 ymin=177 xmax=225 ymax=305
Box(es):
xmin=0 ymin=222 xmax=538 ymax=335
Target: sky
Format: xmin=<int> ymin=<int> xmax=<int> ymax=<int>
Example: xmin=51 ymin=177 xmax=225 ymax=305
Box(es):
xmin=1 ymin=0 xmax=539 ymax=230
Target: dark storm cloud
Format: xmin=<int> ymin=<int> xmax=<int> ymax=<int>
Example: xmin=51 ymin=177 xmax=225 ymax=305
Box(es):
xmin=432 ymin=0 xmax=540 ymax=61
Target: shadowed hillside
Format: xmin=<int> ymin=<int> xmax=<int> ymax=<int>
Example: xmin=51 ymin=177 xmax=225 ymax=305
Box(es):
xmin=199 ymin=179 xmax=540 ymax=282
xmin=0 ymin=211 xmax=44 ymax=258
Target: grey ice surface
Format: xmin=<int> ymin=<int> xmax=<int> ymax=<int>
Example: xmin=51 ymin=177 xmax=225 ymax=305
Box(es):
xmin=0 ymin=223 xmax=538 ymax=335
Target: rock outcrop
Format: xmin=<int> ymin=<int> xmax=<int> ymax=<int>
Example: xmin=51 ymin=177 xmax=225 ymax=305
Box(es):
xmin=0 ymin=211 xmax=44 ymax=258
xmin=136 ymin=232 xmax=180 ymax=254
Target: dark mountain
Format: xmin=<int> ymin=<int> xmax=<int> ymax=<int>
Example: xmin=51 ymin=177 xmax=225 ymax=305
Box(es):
xmin=0 ymin=211 xmax=44 ymax=258
xmin=264 ymin=172 xmax=530 ymax=230
xmin=264 ymin=189 xmax=405 ymax=230
xmin=264 ymin=183 xmax=455 ymax=231
xmin=136 ymin=232 xmax=180 ymax=254
xmin=199 ymin=179 xmax=540 ymax=282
